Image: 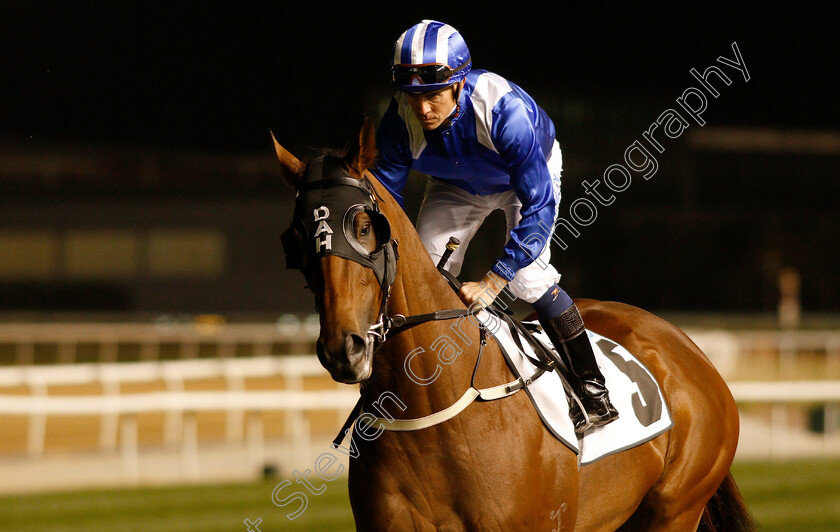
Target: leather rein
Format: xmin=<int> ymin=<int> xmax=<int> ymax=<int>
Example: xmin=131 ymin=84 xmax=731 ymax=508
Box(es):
xmin=280 ymin=160 xmax=556 ymax=444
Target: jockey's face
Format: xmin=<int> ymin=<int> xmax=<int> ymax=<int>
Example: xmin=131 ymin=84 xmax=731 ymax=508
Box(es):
xmin=404 ymin=82 xmax=461 ymax=130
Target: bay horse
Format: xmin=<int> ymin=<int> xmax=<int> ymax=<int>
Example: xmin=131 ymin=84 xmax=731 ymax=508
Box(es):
xmin=274 ymin=119 xmax=753 ymax=531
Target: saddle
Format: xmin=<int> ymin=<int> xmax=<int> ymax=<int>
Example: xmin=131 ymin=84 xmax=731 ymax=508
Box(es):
xmin=433 ymin=241 xmax=581 ymax=414
xmin=433 ymin=244 xmax=674 ymax=462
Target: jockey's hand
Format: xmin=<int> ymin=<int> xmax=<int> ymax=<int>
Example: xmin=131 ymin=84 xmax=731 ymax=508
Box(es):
xmin=458 ymin=271 xmax=509 ymax=309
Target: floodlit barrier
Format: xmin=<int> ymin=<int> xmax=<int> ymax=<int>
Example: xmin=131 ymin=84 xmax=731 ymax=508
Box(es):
xmin=1 ymin=355 xmax=839 ymax=466
xmin=0 ymin=320 xmax=839 ymax=490
xmin=686 ymin=328 xmax=840 ymax=381
xmin=0 ymin=355 xmax=347 ymax=483
xmin=0 ymin=315 xmax=321 ymax=364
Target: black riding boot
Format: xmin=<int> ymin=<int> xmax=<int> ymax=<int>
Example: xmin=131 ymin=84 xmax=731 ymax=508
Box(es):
xmin=539 ymin=305 xmax=619 ymax=434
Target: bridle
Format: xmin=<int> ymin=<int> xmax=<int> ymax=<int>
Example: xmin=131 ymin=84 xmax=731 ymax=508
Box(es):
xmin=282 ymin=156 xmax=541 ymax=352
xmin=281 ymin=155 xmax=400 ymax=350
xmin=282 ymin=156 xmax=486 ymax=352
xmin=281 ymin=157 xmax=570 ymax=442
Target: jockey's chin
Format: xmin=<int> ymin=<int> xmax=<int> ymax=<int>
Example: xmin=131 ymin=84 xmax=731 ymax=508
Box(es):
xmin=419 ymin=115 xmax=445 ymax=130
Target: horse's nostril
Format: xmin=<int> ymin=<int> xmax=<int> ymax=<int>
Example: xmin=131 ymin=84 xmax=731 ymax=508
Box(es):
xmin=345 ymin=333 xmax=366 ymax=360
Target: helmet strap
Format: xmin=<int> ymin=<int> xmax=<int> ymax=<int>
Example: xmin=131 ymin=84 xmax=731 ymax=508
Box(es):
xmin=452 ymin=81 xmax=463 ymax=118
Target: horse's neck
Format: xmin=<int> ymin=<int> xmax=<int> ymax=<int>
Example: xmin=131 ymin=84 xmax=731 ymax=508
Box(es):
xmin=359 ymin=203 xmax=501 ymax=417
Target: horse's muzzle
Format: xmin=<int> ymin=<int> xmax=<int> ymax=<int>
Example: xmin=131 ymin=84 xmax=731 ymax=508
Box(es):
xmin=316 ymin=332 xmax=373 ymax=384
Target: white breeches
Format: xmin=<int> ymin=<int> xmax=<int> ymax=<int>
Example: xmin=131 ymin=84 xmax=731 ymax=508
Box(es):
xmin=416 ymin=140 xmax=563 ymax=303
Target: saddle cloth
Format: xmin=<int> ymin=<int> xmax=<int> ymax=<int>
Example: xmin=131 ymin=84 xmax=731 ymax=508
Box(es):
xmin=476 ymin=311 xmax=673 ymax=465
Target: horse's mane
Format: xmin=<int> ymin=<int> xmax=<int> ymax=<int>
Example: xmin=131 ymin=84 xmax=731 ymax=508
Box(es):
xmin=301 ymin=146 xmax=370 ymax=177
xmin=310 ymin=146 xmax=348 ymax=159
xmin=305 ymin=143 xmax=376 ymax=180
xmin=297 ymin=146 xmax=348 ymax=165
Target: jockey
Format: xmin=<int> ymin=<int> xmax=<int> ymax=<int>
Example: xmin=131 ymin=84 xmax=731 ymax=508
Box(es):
xmin=371 ymin=20 xmax=618 ymax=433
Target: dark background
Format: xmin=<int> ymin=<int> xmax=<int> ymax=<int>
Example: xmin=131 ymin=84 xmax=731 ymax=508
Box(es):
xmin=2 ymin=4 xmax=834 ymax=147
xmin=0 ymin=3 xmax=837 ymax=315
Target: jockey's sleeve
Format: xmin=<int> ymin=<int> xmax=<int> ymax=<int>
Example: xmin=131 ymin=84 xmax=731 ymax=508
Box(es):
xmin=371 ymin=98 xmax=412 ymax=207
xmin=490 ymin=97 xmax=556 ymax=282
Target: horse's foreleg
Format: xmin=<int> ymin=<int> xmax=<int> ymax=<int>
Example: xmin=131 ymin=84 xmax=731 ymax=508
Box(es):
xmin=352 ymin=498 xmax=441 ymax=532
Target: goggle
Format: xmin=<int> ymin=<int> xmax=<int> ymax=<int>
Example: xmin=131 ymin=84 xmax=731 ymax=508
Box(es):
xmin=391 ymin=59 xmax=469 ymax=86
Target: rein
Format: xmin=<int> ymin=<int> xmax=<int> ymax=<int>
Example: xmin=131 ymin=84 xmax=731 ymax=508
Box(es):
xmin=331 ymin=302 xmax=572 ymax=446
xmin=281 ymin=159 xmax=556 ymax=444
xmin=333 ymin=320 xmax=547 ymax=446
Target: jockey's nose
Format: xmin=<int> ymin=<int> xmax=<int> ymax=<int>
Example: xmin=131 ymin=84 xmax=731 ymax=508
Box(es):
xmin=419 ymin=100 xmax=432 ymax=117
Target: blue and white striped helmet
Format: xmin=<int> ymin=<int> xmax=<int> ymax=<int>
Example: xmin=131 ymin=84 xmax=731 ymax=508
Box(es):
xmin=390 ymin=20 xmax=471 ymax=93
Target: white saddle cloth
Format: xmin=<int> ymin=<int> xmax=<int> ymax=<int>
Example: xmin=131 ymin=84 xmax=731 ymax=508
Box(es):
xmin=477 ymin=312 xmax=673 ymax=465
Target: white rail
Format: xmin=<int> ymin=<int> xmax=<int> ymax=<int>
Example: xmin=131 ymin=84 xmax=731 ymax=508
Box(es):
xmin=0 ymin=389 xmax=360 ymax=415
xmin=2 ymin=319 xmax=838 ymax=373
xmin=0 ymin=355 xmax=339 ymax=460
xmin=0 ymin=315 xmax=321 ymax=364
xmin=0 ymin=355 xmax=325 ymax=387
xmin=685 ymin=328 xmax=840 ymax=380
xmin=1 ymin=322 xmax=840 ymax=489
xmin=2 ymin=374 xmax=838 ymax=416
xmin=1 ymin=356 xmax=839 ymax=455
xmin=729 ymin=381 xmax=840 ymax=403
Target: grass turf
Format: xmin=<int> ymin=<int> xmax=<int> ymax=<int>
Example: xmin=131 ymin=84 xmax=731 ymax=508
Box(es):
xmin=731 ymin=459 xmax=840 ymax=532
xmin=0 ymin=460 xmax=837 ymax=531
xmin=0 ymin=479 xmax=354 ymax=532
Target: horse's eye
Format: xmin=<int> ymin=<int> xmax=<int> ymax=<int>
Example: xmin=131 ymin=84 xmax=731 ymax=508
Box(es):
xmin=360 ymin=224 xmax=371 ymax=236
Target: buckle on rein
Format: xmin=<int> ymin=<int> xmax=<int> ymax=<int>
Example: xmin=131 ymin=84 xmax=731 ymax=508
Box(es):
xmin=366 ymin=313 xmax=408 ymax=346
xmin=367 ymin=315 xmax=387 ymax=344
xmin=366 ymin=285 xmax=400 ymax=346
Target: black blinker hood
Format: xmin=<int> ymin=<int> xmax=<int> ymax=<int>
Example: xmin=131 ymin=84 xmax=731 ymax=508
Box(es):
xmin=283 ymin=155 xmax=398 ymax=291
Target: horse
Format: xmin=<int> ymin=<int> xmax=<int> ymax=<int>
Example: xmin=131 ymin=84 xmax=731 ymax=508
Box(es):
xmin=273 ymin=119 xmax=754 ymax=531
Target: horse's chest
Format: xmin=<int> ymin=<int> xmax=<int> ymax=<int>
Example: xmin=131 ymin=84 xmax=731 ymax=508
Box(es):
xmin=350 ymin=441 xmax=577 ymax=531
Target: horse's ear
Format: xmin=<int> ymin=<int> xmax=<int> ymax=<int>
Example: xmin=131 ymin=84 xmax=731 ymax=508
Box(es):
xmin=270 ymin=131 xmax=306 ymax=188
xmin=346 ymin=116 xmax=378 ymax=176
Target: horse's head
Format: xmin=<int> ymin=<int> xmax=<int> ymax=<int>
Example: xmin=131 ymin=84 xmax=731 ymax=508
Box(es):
xmin=274 ymin=119 xmax=398 ymax=384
